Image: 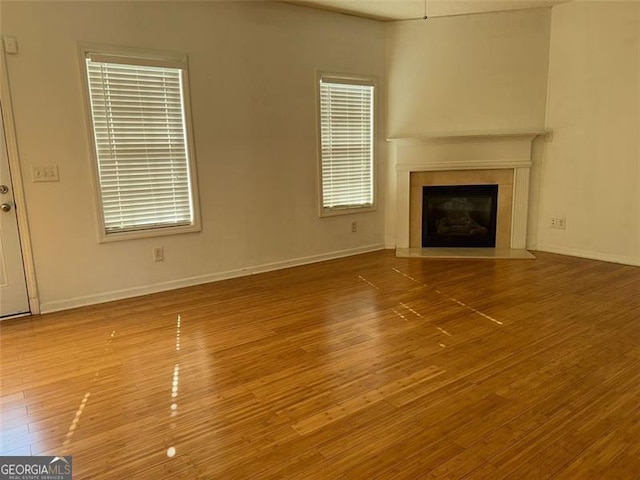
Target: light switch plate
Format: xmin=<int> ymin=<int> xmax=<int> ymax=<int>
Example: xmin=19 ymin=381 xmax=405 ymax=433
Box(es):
xmin=32 ymin=165 xmax=59 ymax=182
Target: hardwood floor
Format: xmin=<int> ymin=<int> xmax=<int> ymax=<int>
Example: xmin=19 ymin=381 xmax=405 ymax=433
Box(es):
xmin=1 ymin=250 xmax=640 ymax=479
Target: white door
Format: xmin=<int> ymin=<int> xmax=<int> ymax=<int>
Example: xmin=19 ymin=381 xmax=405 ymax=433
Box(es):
xmin=0 ymin=101 xmax=29 ymax=318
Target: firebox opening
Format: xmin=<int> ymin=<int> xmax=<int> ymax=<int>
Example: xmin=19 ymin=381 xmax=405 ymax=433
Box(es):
xmin=422 ymin=184 xmax=499 ymax=248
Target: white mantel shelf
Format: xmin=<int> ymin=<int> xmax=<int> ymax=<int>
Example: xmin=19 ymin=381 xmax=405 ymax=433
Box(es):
xmin=387 ymin=128 xmax=549 ymax=143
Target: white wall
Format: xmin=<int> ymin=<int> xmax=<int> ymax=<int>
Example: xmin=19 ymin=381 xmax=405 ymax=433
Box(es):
xmin=537 ymin=1 xmax=640 ymax=265
xmin=386 ymin=8 xmax=551 ymax=136
xmin=1 ymin=1 xmax=387 ymax=312
xmin=384 ymin=9 xmax=552 ymax=247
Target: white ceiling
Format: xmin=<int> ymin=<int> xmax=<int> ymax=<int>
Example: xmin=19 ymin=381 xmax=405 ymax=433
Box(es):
xmin=283 ymin=0 xmax=570 ymax=21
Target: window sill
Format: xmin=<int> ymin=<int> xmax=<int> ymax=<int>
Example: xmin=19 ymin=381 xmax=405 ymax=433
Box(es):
xmin=320 ymin=205 xmax=377 ymax=218
xmin=98 ymin=223 xmax=201 ymax=243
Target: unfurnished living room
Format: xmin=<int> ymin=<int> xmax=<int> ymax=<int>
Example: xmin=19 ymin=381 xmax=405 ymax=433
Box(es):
xmin=0 ymin=0 xmax=639 ymax=478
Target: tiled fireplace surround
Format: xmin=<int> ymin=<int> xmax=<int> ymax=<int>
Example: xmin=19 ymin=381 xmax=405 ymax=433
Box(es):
xmin=390 ymin=131 xmax=546 ymax=255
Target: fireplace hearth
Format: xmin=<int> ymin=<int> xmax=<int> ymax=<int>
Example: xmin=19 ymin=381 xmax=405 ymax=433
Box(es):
xmin=422 ymin=184 xmax=498 ymax=248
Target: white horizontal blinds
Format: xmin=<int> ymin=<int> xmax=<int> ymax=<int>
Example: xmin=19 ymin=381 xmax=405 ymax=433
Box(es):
xmin=320 ymin=78 xmax=374 ymax=210
xmin=86 ymin=56 xmax=193 ymax=233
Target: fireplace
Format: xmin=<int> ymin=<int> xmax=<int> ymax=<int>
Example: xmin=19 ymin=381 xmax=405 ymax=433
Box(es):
xmin=389 ymin=129 xmax=547 ymax=256
xmin=409 ymin=170 xmax=513 ymax=249
xmin=422 ymin=184 xmax=498 ymax=248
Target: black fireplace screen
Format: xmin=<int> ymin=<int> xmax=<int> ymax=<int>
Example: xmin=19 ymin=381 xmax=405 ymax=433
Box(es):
xmin=422 ymin=184 xmax=498 ymax=248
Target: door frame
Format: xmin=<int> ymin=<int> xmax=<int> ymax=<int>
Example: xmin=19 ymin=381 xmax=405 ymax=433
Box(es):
xmin=1 ymin=46 xmax=39 ymax=315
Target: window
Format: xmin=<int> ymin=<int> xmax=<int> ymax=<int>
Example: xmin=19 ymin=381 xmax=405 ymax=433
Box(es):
xmin=318 ymin=74 xmax=375 ymax=215
xmin=81 ymin=46 xmax=200 ymax=240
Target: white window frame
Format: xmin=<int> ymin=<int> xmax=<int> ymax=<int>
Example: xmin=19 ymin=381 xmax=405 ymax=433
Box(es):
xmin=78 ymin=43 xmax=201 ymax=242
xmin=316 ymin=72 xmax=377 ymax=217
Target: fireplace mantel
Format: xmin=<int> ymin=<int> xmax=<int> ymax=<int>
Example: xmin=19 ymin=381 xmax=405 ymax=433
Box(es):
xmin=387 ymin=128 xmax=548 ymax=143
xmin=389 ymin=129 xmax=549 ymax=253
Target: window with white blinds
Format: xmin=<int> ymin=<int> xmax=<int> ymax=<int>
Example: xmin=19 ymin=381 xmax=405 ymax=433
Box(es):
xmin=83 ymin=50 xmax=199 ymax=239
xmin=319 ymin=75 xmax=375 ymax=214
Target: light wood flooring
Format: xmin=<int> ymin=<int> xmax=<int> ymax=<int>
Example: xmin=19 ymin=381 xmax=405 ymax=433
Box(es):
xmin=1 ymin=250 xmax=640 ymax=478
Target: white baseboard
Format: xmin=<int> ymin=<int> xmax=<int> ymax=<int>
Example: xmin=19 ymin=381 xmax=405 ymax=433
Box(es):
xmin=535 ymin=244 xmax=640 ymax=267
xmin=40 ymin=244 xmax=386 ymax=314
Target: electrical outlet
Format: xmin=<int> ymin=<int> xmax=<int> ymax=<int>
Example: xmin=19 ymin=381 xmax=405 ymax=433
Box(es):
xmin=557 ymin=217 xmax=566 ymax=230
xmin=550 ymin=217 xmax=557 ymax=228
xmin=152 ymin=246 xmax=164 ymax=262
xmin=32 ymin=165 xmax=59 ymax=182
xmin=3 ymin=37 xmax=18 ymax=55
xmin=351 ymin=221 xmax=357 ymax=233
